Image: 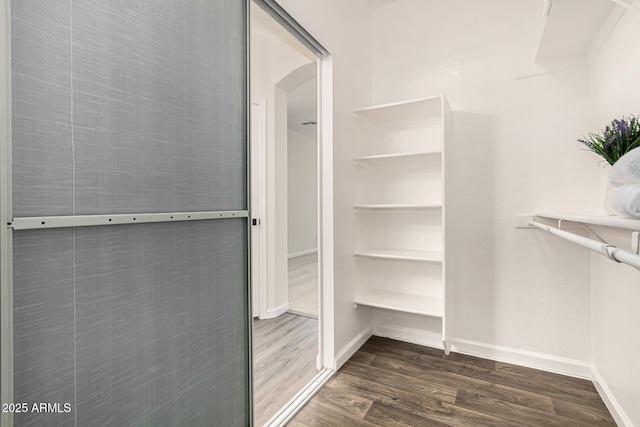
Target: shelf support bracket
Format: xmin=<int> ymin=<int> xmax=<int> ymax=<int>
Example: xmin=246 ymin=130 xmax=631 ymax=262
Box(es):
xmin=632 ymin=232 xmax=640 ymax=255
xmin=515 ymin=214 xmax=535 ymax=228
xmin=603 ymin=245 xmax=622 ymax=263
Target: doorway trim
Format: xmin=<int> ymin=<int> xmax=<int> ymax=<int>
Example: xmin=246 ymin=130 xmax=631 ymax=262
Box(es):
xmin=317 ymin=54 xmax=334 ymax=372
xmin=250 ymin=100 xmax=268 ymax=319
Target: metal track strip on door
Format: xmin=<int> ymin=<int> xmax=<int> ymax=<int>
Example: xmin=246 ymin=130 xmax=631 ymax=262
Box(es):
xmin=10 ymin=210 xmax=249 ymax=231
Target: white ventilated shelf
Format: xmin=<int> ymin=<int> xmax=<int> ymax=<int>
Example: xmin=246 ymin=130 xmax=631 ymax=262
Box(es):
xmin=354 ymin=248 xmax=442 ymax=262
xmin=354 ymin=290 xmax=443 ymax=317
xmin=534 ymin=213 xmax=640 ymax=231
xmin=354 ymin=203 xmax=442 ymax=210
xmin=354 ymin=151 xmax=441 ymax=164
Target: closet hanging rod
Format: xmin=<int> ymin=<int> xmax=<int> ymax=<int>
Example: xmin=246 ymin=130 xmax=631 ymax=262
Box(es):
xmin=528 ymin=219 xmax=640 ymax=270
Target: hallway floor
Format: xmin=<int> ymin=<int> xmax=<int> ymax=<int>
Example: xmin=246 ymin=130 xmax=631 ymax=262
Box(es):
xmin=287 ymin=253 xmax=318 ymax=318
xmin=289 ymin=336 xmax=616 ymax=426
xmin=253 ymin=313 xmax=319 ymax=426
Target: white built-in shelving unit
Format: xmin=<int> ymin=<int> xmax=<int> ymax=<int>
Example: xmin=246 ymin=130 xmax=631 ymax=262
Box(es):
xmin=353 ymin=95 xmax=452 ymax=352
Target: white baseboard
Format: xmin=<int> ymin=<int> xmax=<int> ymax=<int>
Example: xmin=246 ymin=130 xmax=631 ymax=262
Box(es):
xmin=591 ymin=365 xmax=633 ymax=427
xmin=334 ymin=324 xmax=373 ymax=370
xmin=261 ymin=302 xmax=290 ymax=319
xmin=373 ymin=324 xmax=444 ymax=350
xmin=452 ymin=338 xmax=592 ymax=379
xmin=288 ymin=249 xmax=318 ymax=259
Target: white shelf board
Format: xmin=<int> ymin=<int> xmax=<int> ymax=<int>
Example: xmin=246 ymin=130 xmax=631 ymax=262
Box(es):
xmin=354 ymin=290 xmax=443 ymax=317
xmin=535 ymin=213 xmax=640 ymax=231
xmin=354 ymin=203 xmax=442 ymax=210
xmin=354 ymin=96 xmax=443 ymax=124
xmin=354 ymin=151 xmax=441 ymax=163
xmin=354 ymin=248 xmax=442 ymax=262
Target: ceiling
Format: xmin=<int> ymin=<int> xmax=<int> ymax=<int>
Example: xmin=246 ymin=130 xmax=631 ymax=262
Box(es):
xmin=536 ymin=0 xmax=616 ymax=61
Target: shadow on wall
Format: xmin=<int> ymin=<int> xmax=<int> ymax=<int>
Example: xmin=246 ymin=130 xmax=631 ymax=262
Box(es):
xmin=450 ymin=112 xmax=497 ymax=343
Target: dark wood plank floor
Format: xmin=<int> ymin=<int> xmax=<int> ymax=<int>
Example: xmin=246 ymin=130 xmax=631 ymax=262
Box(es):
xmin=288 ymin=336 xmax=616 ymax=427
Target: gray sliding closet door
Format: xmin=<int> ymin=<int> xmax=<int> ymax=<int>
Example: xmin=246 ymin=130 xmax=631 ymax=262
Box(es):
xmin=7 ymin=1 xmax=249 ymax=426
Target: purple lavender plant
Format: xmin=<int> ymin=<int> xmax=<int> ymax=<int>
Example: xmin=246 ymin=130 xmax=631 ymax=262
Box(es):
xmin=578 ymin=116 xmax=640 ymax=165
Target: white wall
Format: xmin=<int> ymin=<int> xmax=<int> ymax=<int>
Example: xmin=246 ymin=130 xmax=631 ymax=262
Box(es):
xmin=288 ymin=128 xmax=318 ymax=256
xmin=251 ymin=25 xmax=313 ymax=315
xmin=371 ymin=0 xmax=595 ymax=366
xmin=588 ymin=5 xmax=640 ymax=425
xmin=276 ymin=0 xmax=374 ymax=361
